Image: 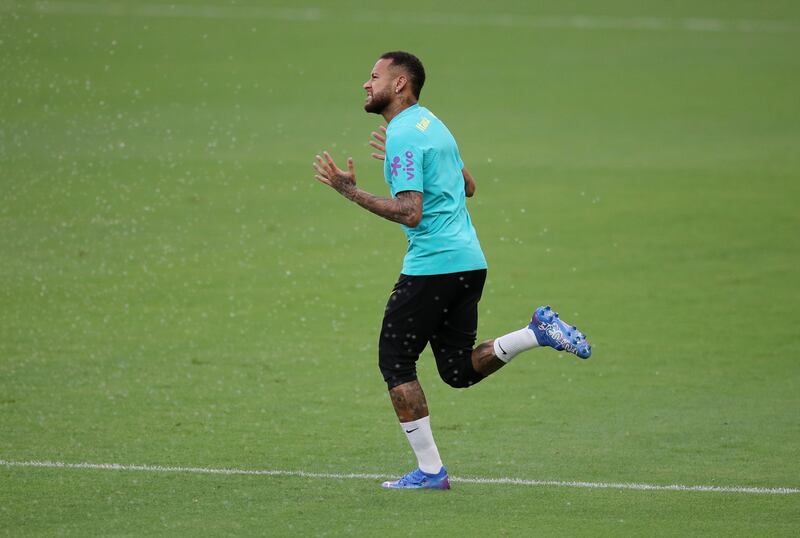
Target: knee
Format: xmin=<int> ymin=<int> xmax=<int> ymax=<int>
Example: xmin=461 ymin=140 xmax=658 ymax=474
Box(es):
xmin=437 ymin=358 xmax=481 ymax=389
xmin=379 ymin=355 xmax=417 ymax=390
xmin=442 ymin=374 xmax=474 ymax=389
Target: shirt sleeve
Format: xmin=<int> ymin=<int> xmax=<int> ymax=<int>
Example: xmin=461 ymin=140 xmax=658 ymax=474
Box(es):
xmin=384 ymin=128 xmax=424 ymax=197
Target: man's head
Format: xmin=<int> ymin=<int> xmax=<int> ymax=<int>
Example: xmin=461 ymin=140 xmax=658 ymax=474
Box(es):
xmin=363 ymin=51 xmax=426 ymax=115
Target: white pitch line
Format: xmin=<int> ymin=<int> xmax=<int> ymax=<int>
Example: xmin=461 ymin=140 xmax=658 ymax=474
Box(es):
xmin=1 ymin=459 xmax=798 ymax=495
xmin=2 ymin=1 xmax=798 ymax=34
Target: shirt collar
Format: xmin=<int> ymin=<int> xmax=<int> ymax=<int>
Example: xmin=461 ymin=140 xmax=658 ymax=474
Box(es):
xmin=389 ymin=103 xmax=420 ymax=126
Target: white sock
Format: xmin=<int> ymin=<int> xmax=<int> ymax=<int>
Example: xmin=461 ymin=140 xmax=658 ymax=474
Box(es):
xmin=493 ymin=327 xmax=540 ymax=363
xmin=400 ymin=416 xmax=443 ymax=474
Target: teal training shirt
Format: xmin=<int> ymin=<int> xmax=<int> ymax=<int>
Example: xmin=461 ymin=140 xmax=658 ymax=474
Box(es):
xmin=383 ymin=104 xmax=487 ymax=276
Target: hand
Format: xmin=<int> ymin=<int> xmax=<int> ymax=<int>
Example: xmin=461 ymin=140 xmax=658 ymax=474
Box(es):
xmin=369 ymin=125 xmax=387 ymax=161
xmin=313 ymin=151 xmax=357 ymax=200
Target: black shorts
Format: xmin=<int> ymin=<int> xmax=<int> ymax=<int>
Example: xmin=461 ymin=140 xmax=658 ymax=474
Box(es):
xmin=378 ymin=269 xmax=487 ymax=390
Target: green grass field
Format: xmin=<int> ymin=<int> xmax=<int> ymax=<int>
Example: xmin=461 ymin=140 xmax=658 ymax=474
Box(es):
xmin=2 ymin=0 xmax=799 ymax=535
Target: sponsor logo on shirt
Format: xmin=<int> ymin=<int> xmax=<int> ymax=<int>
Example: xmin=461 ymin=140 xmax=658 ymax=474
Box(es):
xmin=390 ymin=156 xmax=402 ymax=177
xmin=391 ymin=151 xmax=416 ymax=180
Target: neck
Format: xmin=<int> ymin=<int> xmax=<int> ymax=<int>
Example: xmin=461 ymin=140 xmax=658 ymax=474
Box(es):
xmin=382 ymin=96 xmax=417 ymax=124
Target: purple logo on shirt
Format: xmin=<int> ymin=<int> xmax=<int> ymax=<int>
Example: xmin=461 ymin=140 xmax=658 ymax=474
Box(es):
xmin=404 ymin=151 xmax=414 ymax=181
xmin=403 ymin=151 xmax=415 ymax=180
xmin=390 ymin=151 xmax=416 ymax=180
xmin=390 ymin=155 xmax=402 ymax=177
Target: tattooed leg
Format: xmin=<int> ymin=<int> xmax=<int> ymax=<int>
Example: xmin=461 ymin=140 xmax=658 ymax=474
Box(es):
xmin=471 ymin=339 xmax=506 ymax=377
xmin=388 ymin=380 xmax=430 ymax=422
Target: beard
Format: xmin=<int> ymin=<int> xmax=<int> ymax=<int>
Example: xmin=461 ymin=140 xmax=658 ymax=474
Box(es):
xmin=364 ymin=88 xmax=391 ymax=114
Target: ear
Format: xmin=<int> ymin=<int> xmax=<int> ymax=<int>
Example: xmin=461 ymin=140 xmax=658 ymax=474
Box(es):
xmin=394 ymin=75 xmax=408 ymax=94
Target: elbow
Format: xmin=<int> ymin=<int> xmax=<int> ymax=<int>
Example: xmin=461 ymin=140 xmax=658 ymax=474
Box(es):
xmin=462 ymin=168 xmax=476 ymax=197
xmin=404 ymin=208 xmax=422 ymax=228
xmin=405 ymin=213 xmax=422 ymax=228
xmin=396 ymin=191 xmax=423 ymax=227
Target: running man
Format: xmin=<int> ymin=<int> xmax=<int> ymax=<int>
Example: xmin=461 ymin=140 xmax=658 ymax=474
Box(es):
xmin=313 ymin=51 xmax=591 ymax=490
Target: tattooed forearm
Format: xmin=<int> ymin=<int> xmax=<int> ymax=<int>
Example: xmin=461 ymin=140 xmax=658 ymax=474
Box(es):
xmin=351 ymin=190 xmax=422 ymax=227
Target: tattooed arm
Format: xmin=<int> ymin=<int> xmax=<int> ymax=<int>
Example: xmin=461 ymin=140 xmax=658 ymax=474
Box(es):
xmin=351 ymin=190 xmax=422 ymax=227
xmin=314 ymin=151 xmax=423 ymax=227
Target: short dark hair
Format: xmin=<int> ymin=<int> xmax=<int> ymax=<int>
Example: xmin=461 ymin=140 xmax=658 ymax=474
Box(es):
xmin=380 ymin=51 xmax=426 ymax=99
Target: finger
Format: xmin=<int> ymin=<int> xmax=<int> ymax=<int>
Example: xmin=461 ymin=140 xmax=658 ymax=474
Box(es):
xmin=315 ymin=154 xmax=328 ymax=174
xmin=312 ymin=162 xmax=329 ymax=178
xmin=379 ymin=125 xmax=386 ymax=133
xmin=369 ymin=140 xmax=385 ymax=152
xmin=316 ymin=153 xmax=334 ymax=170
xmin=347 ymin=157 xmax=354 ymax=175
xmin=371 ymin=130 xmax=386 ymax=143
xmin=314 ymin=174 xmax=332 ymax=187
xmin=323 ymin=151 xmax=338 ymax=171
xmin=371 ymin=152 xmax=386 ymax=161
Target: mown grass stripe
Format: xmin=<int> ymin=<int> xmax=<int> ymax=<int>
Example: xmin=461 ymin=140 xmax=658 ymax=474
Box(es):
xmin=3 ymin=2 xmax=798 ymax=34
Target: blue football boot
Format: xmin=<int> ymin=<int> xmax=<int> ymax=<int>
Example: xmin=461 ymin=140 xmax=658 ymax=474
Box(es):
xmin=381 ymin=467 xmax=451 ymax=490
xmin=529 ymin=305 xmax=591 ymax=359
